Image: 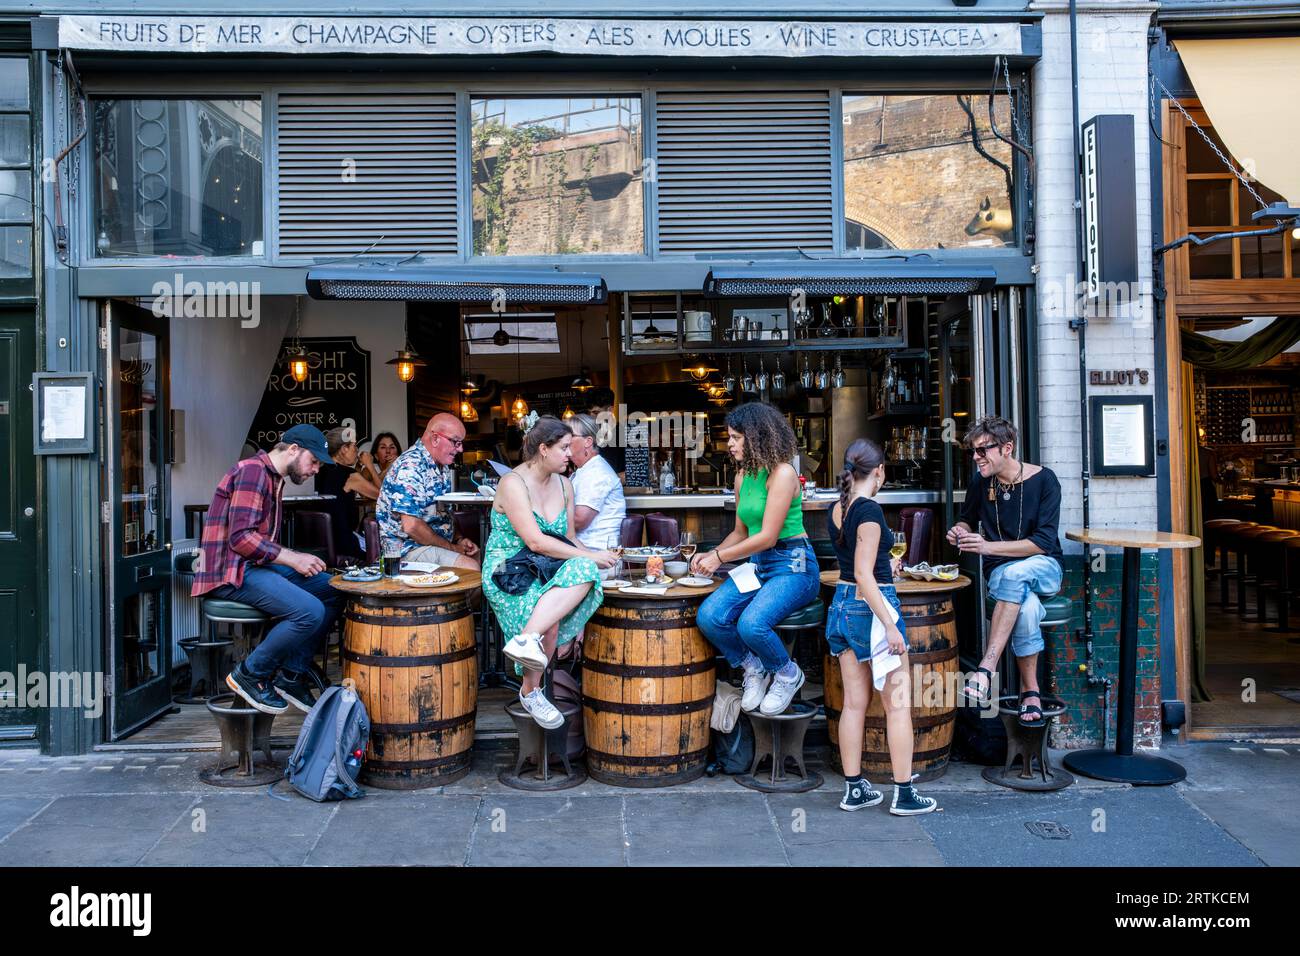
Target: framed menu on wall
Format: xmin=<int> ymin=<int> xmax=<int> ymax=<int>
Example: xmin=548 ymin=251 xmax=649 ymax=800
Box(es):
xmin=1090 ymin=395 xmax=1155 ymax=477
xmin=247 ymin=337 xmax=372 ymax=450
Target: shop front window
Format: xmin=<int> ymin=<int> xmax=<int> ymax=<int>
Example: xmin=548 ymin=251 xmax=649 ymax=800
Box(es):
xmin=1182 ymin=115 xmax=1300 ymax=281
xmin=471 ymin=95 xmax=643 ymax=256
xmin=92 ymin=98 xmax=264 ymax=258
xmin=0 ymin=57 xmax=31 ymax=277
xmin=842 ymin=93 xmax=1017 ymax=251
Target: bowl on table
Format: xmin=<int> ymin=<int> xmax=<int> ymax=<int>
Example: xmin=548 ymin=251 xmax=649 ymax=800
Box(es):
xmin=665 ymin=561 xmax=690 ymax=578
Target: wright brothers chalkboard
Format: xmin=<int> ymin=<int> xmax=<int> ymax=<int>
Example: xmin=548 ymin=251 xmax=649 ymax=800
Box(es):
xmin=247 ymin=336 xmax=372 ymax=450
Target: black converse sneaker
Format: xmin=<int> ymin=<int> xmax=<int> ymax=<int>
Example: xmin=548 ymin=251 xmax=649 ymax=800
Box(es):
xmin=839 ymin=777 xmax=884 ymax=811
xmin=889 ymin=776 xmax=938 ymax=816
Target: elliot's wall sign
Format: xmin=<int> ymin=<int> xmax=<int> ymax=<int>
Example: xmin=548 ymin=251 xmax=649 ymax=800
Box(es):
xmin=1090 ymin=369 xmax=1150 ymax=386
xmin=56 ymin=16 xmax=1025 ymax=58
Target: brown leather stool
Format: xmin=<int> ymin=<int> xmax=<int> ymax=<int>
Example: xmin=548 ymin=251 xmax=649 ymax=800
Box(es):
xmin=1214 ymin=521 xmax=1256 ymax=607
xmin=1203 ymin=518 xmax=1242 ymax=582
xmin=1225 ymin=524 xmax=1273 ymax=616
xmin=1250 ymin=530 xmax=1299 ymax=623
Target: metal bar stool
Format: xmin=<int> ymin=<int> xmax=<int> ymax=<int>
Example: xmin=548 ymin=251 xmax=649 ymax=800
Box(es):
xmin=1202 ymin=518 xmax=1242 ymax=603
xmin=735 ymin=599 xmax=826 ymax=793
xmin=1226 ymin=525 xmax=1277 ymax=617
xmin=200 ymin=597 xmax=271 ymax=667
xmin=499 ymin=659 xmax=585 ymax=791
xmin=1214 ymin=521 xmax=1256 ymax=608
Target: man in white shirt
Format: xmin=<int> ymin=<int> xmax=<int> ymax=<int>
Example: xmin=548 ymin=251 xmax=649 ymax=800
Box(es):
xmin=568 ymin=413 xmax=627 ymax=550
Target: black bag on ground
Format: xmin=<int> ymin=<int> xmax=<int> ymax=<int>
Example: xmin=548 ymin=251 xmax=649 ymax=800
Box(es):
xmin=708 ymin=715 xmax=755 ymax=775
xmin=951 ymin=701 xmax=1007 ymax=765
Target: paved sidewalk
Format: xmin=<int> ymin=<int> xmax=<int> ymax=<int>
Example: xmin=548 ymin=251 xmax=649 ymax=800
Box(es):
xmin=0 ymin=740 xmax=1293 ymax=866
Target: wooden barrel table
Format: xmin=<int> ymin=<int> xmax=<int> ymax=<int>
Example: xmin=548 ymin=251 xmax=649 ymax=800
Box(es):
xmin=819 ymin=572 xmax=968 ymax=782
xmin=583 ymin=579 xmax=722 ymax=787
xmin=330 ymin=571 xmax=481 ymax=789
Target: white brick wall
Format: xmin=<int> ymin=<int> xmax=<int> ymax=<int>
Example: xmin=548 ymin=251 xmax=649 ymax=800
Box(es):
xmin=1031 ymin=2 xmax=1160 ymax=549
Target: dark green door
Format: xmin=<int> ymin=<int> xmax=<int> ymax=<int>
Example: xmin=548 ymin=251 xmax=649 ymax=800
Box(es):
xmin=0 ymin=307 xmax=39 ymax=741
xmin=107 ymin=300 xmax=172 ymax=738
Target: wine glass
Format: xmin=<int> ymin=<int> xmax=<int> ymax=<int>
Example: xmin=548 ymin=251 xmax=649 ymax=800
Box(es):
xmin=680 ymin=532 xmax=697 ymax=563
xmin=610 ymin=544 xmax=625 ymax=582
xmin=891 ymin=529 xmax=908 ymax=565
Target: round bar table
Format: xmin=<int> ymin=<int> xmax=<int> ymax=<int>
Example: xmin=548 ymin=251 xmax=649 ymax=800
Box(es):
xmin=819 ymin=570 xmax=968 ymax=781
xmin=330 ymin=571 xmax=481 ymax=789
xmin=1062 ymin=529 xmax=1200 ymax=786
xmin=583 ymin=578 xmax=722 ymax=787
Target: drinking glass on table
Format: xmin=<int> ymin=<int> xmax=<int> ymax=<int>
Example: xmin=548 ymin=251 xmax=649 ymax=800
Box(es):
xmin=610 ymin=544 xmax=625 ymax=581
xmin=381 ymin=540 xmax=402 ymax=578
xmin=679 ymin=532 xmax=698 ymax=562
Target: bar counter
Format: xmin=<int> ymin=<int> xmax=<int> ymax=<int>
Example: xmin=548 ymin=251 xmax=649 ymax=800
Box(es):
xmin=625 ymin=488 xmax=964 ymax=510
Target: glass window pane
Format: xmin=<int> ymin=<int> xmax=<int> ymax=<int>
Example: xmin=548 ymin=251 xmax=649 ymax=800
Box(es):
xmin=119 ymin=328 xmax=161 ymax=557
xmin=1239 ymin=180 xmax=1286 ymax=225
xmin=0 ymin=168 xmax=30 ymax=222
xmin=1240 ymin=232 xmax=1285 ymax=279
xmin=0 ymin=59 xmax=28 ymax=110
xmin=122 ymin=591 xmax=162 ymax=692
xmin=843 ymin=93 xmax=1015 ymax=250
xmin=0 ymin=225 xmax=30 ymax=276
xmin=471 ymin=96 xmax=643 ymax=255
xmin=93 ymin=98 xmax=263 ymax=257
xmin=1188 ymin=232 xmax=1234 ymax=279
xmin=0 ymin=114 xmax=30 ymax=166
xmin=1185 ymin=125 xmax=1231 ymax=174
xmin=1186 ymin=179 xmax=1232 ymax=227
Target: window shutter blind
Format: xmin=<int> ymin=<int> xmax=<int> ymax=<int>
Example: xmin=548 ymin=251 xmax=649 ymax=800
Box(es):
xmin=275 ymin=93 xmax=459 ymax=257
xmin=654 ymin=90 xmax=834 ymax=255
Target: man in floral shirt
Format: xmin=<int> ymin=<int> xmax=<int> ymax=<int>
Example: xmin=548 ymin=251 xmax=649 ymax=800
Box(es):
xmin=376 ymin=413 xmax=480 ymax=570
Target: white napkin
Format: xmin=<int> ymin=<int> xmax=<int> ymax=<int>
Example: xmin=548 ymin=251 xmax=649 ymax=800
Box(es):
xmin=870 ymin=601 xmax=903 ymax=691
xmin=619 ymin=585 xmax=670 ymax=596
xmin=401 ymin=561 xmax=440 ymax=573
xmin=728 ymin=562 xmax=760 ymax=594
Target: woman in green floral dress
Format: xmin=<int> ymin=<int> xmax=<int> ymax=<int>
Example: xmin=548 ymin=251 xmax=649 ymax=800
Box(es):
xmin=483 ymin=415 xmax=618 ymax=728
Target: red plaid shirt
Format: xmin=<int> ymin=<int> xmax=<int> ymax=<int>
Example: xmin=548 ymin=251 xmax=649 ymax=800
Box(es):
xmin=192 ymin=452 xmax=284 ymax=597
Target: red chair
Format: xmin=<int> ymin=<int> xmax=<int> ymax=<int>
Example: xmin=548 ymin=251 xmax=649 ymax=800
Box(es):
xmin=362 ymin=515 xmax=381 ymax=564
xmin=620 ymin=515 xmax=645 ymax=549
xmin=644 ymin=513 xmax=680 ymax=548
xmin=898 ymin=507 xmax=934 ymax=566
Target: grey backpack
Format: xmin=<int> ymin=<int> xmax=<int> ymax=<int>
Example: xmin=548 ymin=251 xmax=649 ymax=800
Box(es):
xmin=284 ymin=682 xmax=369 ymax=802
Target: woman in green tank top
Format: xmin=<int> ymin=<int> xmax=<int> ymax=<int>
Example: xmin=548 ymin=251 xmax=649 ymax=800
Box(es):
xmin=690 ymin=403 xmax=821 ymax=717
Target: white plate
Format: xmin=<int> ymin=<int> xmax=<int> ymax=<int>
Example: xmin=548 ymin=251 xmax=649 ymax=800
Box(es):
xmin=403 ymin=572 xmax=458 ymax=588
xmin=677 ymin=575 xmax=715 ymax=588
xmin=602 ymin=579 xmax=633 ymax=590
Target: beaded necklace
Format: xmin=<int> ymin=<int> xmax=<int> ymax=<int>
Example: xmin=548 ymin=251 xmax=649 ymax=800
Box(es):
xmin=988 ymin=460 xmax=1024 ymax=541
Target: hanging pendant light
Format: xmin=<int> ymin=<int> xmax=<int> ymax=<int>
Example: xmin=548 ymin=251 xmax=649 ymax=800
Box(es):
xmin=562 ymin=405 xmax=576 ymax=421
xmin=386 ymin=349 xmax=426 ymax=384
xmin=460 ymin=400 xmax=479 ymax=423
xmin=684 ymin=356 xmax=719 ymax=381
xmin=286 ymin=296 xmax=309 ymax=382
xmin=511 ymin=394 xmax=530 ymax=422
xmin=566 ymin=319 xmax=592 ymax=390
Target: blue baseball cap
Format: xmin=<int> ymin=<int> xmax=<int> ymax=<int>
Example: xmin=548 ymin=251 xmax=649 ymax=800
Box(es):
xmin=281 ymin=424 xmax=335 ymax=464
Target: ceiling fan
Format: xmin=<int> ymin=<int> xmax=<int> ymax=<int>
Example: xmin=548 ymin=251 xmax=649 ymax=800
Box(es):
xmin=464 ymin=315 xmax=557 ymax=347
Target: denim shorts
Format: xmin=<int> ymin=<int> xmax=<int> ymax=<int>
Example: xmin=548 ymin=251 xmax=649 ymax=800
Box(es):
xmin=825 ymin=582 xmax=906 ymax=663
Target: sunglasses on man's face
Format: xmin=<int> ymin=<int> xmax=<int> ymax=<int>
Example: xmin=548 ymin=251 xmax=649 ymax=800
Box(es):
xmin=971 ymin=443 xmax=1003 ymax=459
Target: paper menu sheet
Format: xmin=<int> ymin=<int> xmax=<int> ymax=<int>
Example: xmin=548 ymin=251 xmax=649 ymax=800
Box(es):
xmin=1101 ymin=402 xmax=1146 ymax=468
xmin=728 ymin=561 xmax=761 ymax=594
xmin=41 ymin=385 xmax=86 ymax=443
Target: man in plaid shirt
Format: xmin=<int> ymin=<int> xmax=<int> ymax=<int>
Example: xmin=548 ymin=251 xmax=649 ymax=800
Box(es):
xmin=194 ymin=424 xmax=342 ymax=715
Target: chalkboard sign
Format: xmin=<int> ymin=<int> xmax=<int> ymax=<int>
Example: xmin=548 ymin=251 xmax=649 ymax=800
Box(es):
xmin=624 ymin=419 xmax=650 ymax=487
xmin=247 ymin=336 xmax=372 ymax=450
xmin=532 ymin=388 xmax=581 ymax=419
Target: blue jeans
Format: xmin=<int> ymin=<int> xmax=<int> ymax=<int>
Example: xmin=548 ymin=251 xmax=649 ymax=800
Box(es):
xmin=696 ymin=538 xmax=820 ymax=672
xmin=213 ymin=565 xmax=343 ymax=679
xmin=987 ymin=555 xmax=1063 ymax=658
xmin=826 ymin=582 xmax=906 ymax=663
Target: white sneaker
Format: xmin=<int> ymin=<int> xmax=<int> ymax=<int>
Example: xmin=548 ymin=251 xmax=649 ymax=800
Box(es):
xmin=519 ymin=688 xmax=565 ymax=730
xmin=759 ymin=664 xmax=805 ymax=715
xmin=503 ymin=632 xmax=548 ymax=672
xmin=740 ymin=665 xmax=770 ymax=712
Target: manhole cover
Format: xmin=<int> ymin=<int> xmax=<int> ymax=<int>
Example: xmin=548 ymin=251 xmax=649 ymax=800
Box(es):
xmin=1025 ymin=820 xmax=1071 ymax=840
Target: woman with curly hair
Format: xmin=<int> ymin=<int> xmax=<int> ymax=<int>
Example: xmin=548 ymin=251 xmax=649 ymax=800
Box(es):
xmin=690 ymin=402 xmax=820 ymax=716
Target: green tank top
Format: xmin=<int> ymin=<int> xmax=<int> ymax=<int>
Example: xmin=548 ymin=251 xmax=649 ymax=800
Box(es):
xmin=736 ymin=468 xmax=805 ymax=540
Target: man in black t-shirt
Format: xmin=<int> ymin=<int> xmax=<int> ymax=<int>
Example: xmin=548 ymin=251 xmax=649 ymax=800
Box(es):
xmin=945 ymin=416 xmax=1063 ymax=728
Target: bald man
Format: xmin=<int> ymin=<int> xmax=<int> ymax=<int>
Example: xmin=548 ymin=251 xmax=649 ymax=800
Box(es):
xmin=376 ymin=413 xmax=480 ymax=570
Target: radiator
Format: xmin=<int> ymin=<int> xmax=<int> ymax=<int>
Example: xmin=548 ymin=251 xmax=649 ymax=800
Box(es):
xmin=171 ymin=539 xmax=201 ymax=668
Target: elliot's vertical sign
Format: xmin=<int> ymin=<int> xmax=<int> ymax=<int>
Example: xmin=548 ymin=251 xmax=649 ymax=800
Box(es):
xmin=1079 ymin=114 xmax=1139 ymax=302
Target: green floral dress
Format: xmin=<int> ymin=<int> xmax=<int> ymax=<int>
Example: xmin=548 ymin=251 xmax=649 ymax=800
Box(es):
xmin=481 ymin=479 xmax=603 ymax=660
